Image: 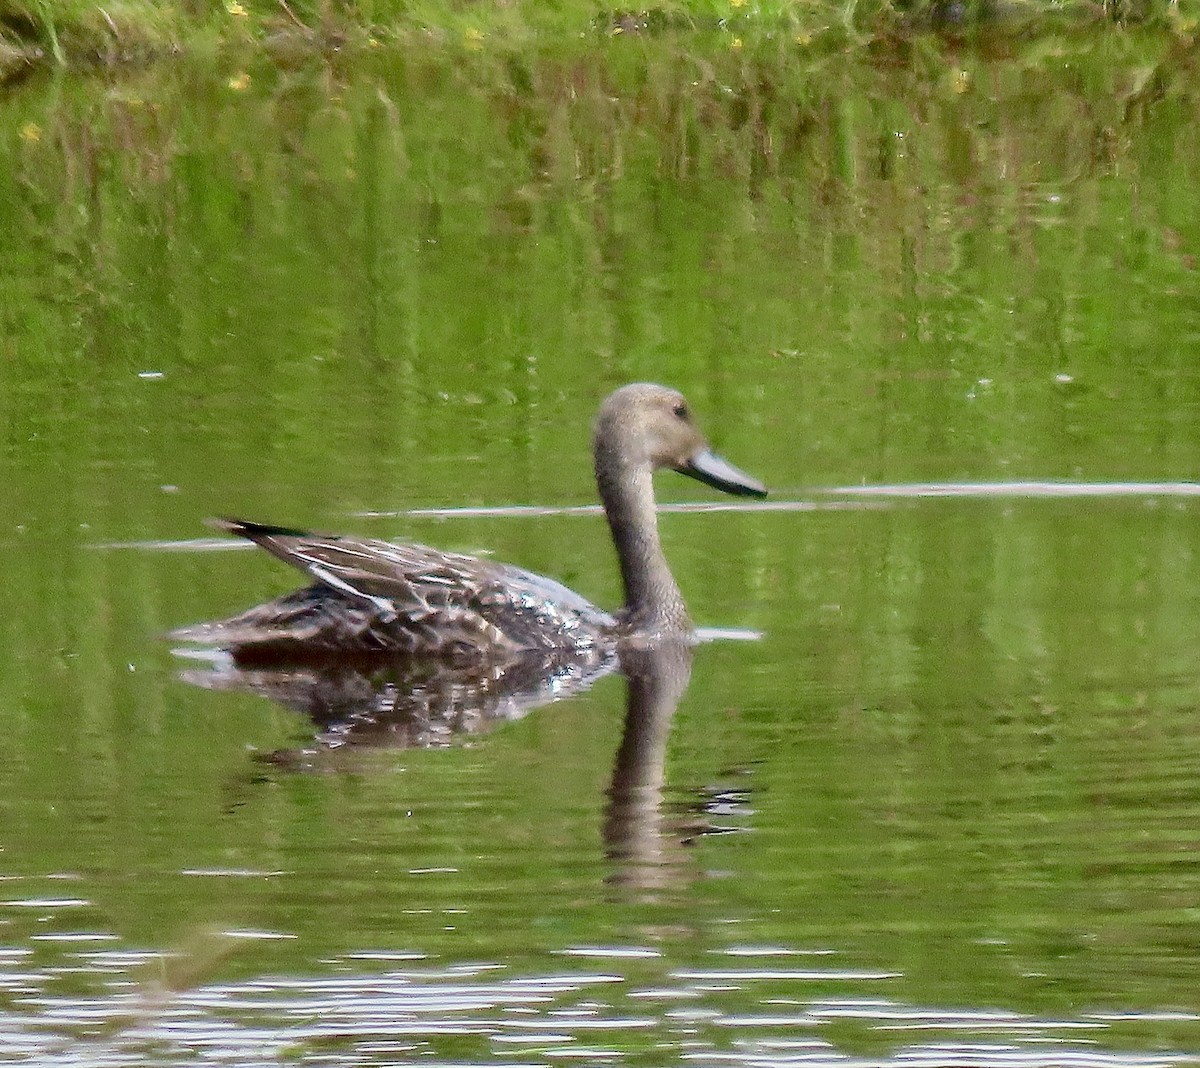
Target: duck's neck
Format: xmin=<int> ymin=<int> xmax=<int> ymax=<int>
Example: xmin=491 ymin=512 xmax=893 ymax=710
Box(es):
xmin=595 ymin=454 xmax=690 ymax=633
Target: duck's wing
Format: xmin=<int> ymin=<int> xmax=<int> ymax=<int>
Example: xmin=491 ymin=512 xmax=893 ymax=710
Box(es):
xmin=173 ymin=519 xmax=614 ymax=659
xmin=208 ymin=518 xmax=495 ymax=621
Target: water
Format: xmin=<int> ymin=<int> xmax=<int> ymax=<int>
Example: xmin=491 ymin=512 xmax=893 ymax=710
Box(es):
xmin=3 ymin=31 xmax=1200 ymax=1066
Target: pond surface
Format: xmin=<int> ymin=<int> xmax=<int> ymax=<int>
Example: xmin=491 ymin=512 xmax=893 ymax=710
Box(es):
xmin=3 ymin=31 xmax=1200 ymax=1066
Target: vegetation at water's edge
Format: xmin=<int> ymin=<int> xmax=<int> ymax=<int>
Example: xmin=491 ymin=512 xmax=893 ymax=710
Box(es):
xmin=1 ymin=0 xmax=1199 ymax=78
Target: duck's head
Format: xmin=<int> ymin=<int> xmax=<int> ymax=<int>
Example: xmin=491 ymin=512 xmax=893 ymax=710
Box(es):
xmin=594 ymin=383 xmax=767 ymax=498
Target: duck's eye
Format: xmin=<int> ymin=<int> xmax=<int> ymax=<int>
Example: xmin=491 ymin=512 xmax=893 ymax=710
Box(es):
xmin=673 ymin=403 xmax=689 ymax=420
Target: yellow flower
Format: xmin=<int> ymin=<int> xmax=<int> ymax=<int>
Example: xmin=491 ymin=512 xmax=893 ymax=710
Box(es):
xmin=228 ymin=72 xmax=251 ymax=91
xmin=226 ymin=1 xmax=247 ymax=16
xmin=464 ymin=26 xmax=484 ymax=50
xmin=952 ymin=68 xmax=970 ymax=94
xmin=795 ymin=30 xmax=812 ymax=44
xmin=19 ymin=122 xmax=41 ymax=142
xmin=731 ymin=35 xmax=743 ymax=49
xmin=730 ymin=0 xmax=746 ymax=7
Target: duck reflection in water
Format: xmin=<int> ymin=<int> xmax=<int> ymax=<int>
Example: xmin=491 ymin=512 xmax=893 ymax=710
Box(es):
xmin=178 ymin=645 xmax=618 ymax=760
xmin=180 ymin=638 xmax=706 ymax=893
xmin=603 ymin=640 xmax=698 ymax=893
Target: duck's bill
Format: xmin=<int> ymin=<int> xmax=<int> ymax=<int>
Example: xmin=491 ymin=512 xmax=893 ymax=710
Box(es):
xmin=679 ymin=448 xmax=768 ymax=499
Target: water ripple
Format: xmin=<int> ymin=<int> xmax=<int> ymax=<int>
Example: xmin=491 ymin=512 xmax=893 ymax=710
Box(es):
xmin=0 ymin=952 xmax=1184 ymax=1068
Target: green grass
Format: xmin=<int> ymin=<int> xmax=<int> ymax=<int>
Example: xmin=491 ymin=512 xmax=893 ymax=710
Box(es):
xmin=2 ymin=0 xmax=1200 ymax=76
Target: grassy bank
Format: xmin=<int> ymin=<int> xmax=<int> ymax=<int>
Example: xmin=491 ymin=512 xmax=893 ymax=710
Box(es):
xmin=1 ymin=0 xmax=1198 ymax=81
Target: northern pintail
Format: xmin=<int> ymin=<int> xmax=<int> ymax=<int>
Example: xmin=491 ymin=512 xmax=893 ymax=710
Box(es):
xmin=171 ymin=383 xmax=766 ymax=661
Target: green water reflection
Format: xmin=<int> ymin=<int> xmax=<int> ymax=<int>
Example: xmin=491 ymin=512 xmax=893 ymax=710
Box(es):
xmin=2 ymin=31 xmax=1200 ymax=1065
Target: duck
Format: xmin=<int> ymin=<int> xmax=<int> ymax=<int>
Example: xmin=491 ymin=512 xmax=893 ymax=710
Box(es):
xmin=170 ymin=383 xmax=767 ymax=662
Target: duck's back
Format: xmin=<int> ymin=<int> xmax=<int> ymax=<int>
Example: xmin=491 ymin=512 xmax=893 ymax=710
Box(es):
xmin=170 ymin=522 xmax=615 ymax=662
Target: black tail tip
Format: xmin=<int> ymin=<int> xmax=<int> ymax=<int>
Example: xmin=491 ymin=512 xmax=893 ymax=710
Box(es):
xmin=205 ymin=517 xmax=311 ymax=540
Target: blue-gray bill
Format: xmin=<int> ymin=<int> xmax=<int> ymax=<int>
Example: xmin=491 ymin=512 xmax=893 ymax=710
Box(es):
xmin=678 ymin=448 xmax=768 ymax=498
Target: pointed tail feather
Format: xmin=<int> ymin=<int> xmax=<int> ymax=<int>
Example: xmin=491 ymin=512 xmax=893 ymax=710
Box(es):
xmin=206 ymin=517 xmax=313 ymax=541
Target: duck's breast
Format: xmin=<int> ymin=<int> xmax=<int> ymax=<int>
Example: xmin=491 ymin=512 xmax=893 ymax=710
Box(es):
xmin=474 ymin=564 xmax=616 ymax=653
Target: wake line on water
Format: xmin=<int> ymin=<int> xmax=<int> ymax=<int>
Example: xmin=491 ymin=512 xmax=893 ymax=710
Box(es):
xmin=826 ymin=480 xmax=1200 ymax=498
xmin=365 ymin=480 xmax=1200 ymax=517
xmin=90 ymin=501 xmax=877 ymax=550
xmin=358 ymin=499 xmax=881 ymax=519
xmin=90 ymin=482 xmax=1200 ymax=550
